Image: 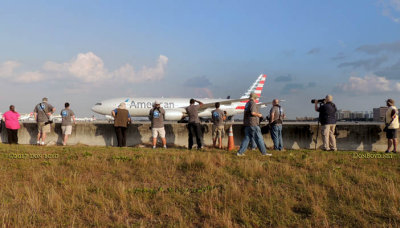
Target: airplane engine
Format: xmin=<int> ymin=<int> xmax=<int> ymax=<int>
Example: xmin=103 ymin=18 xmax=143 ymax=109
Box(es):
xmin=164 ymin=110 xmax=184 ymax=121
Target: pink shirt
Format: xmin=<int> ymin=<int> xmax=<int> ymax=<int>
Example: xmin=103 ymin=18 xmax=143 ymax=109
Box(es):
xmin=3 ymin=111 xmax=20 ymax=130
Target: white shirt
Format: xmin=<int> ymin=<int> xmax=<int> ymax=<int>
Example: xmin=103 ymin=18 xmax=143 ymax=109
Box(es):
xmin=386 ymin=106 xmax=399 ymax=129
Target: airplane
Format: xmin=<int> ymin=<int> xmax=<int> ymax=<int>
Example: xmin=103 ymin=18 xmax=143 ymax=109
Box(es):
xmin=91 ymin=74 xmax=270 ymax=121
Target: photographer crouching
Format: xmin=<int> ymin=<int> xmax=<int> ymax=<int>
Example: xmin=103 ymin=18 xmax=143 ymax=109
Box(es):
xmin=313 ymin=95 xmax=337 ymax=151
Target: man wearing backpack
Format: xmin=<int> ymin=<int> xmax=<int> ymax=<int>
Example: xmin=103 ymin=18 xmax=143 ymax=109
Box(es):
xmin=269 ymin=99 xmax=286 ymax=151
xmin=211 ymin=102 xmax=226 ymax=149
xmin=149 ymin=101 xmax=167 ymax=149
xmin=33 ymin=97 xmax=55 ymax=146
xmin=385 ymin=99 xmax=399 ymax=153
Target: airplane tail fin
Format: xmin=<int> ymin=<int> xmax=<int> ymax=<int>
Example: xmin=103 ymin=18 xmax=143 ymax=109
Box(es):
xmin=240 ymin=74 xmax=267 ymax=101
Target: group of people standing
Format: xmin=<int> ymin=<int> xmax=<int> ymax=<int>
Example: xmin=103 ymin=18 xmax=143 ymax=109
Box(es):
xmin=1 ymin=95 xmax=397 ymax=154
xmin=1 ymin=97 xmax=76 ymax=146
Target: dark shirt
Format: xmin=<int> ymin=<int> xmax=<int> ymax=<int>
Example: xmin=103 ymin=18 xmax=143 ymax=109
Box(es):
xmin=317 ymin=102 xmax=337 ymax=125
xmin=243 ymin=99 xmax=259 ymax=127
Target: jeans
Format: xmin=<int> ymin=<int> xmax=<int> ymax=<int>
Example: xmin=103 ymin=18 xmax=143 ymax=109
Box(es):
xmin=188 ymin=123 xmax=202 ymax=149
xmin=238 ymin=126 xmax=267 ymax=155
xmin=270 ymin=124 xmax=283 ymax=150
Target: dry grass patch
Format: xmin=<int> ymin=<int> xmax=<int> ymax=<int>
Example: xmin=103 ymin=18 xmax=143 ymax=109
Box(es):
xmin=0 ymin=144 xmax=399 ymax=227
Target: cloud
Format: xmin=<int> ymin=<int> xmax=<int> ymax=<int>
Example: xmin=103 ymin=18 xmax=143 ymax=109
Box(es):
xmin=282 ymin=83 xmax=304 ymax=93
xmin=194 ymin=88 xmax=214 ymax=98
xmin=14 ymin=71 xmax=46 ymax=83
xmin=43 ymin=52 xmax=109 ymax=83
xmin=338 ymin=73 xmax=400 ymax=94
xmin=0 ymin=61 xmax=20 ymax=78
xmin=337 ymin=56 xmax=388 ymax=70
xmin=375 ymin=60 xmax=400 ymax=79
xmin=183 ymin=76 xmax=212 ymax=88
xmin=1 ymin=52 xmax=168 ymax=85
xmin=274 ymin=75 xmax=293 ymax=82
xmin=379 ymin=0 xmax=400 ymax=23
xmin=356 ymin=41 xmax=400 ymax=54
xmin=331 ymin=52 xmax=346 ymax=61
xmin=307 ymin=48 xmax=321 ymax=55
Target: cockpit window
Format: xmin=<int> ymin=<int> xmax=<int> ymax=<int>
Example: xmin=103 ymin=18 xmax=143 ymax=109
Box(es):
xmin=95 ymin=103 xmax=102 ymax=106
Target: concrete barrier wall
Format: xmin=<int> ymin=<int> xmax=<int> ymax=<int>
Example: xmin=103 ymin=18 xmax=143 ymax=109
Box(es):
xmin=0 ymin=122 xmax=390 ymax=151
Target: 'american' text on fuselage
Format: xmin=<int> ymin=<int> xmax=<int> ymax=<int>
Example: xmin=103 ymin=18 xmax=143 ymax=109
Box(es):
xmin=129 ymin=101 xmax=175 ymax=109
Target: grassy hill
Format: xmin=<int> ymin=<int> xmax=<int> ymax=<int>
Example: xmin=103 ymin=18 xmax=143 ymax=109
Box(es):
xmin=0 ymin=144 xmax=399 ymax=227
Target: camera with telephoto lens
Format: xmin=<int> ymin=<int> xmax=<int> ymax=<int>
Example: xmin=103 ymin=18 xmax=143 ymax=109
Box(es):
xmin=311 ymin=99 xmax=325 ymax=104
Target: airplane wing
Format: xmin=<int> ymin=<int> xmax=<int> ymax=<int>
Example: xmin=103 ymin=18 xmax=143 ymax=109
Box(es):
xmin=195 ymin=98 xmax=249 ymax=111
xmin=257 ymin=100 xmax=286 ymax=108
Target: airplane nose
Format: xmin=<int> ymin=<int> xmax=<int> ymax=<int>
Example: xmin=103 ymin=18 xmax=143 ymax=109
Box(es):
xmin=91 ymin=105 xmax=99 ymax=113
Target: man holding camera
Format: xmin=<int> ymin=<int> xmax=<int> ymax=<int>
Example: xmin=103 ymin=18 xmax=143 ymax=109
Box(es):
xmin=237 ymin=92 xmax=271 ymax=156
xmin=186 ymin=98 xmax=204 ymax=150
xmin=314 ymin=95 xmax=337 ymax=151
xmin=149 ymin=101 xmax=167 ymax=149
xmin=384 ymin=99 xmax=398 ymax=153
xmin=269 ymin=99 xmax=286 ymax=151
xmin=33 ymin=97 xmax=55 ymax=146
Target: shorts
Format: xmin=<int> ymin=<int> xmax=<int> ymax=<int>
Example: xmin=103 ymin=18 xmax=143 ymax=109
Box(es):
xmin=152 ymin=127 xmax=166 ymax=138
xmin=61 ymin=125 xmax=73 ymax=135
xmin=386 ymin=129 xmax=397 ymax=139
xmin=212 ymin=125 xmax=225 ymax=138
xmin=37 ymin=122 xmax=51 ymax=134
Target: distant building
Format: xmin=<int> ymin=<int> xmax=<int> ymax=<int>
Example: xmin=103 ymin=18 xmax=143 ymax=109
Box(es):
xmin=296 ymin=117 xmax=318 ymax=121
xmin=335 ymin=110 xmax=373 ymax=121
xmin=373 ymin=107 xmax=388 ymax=122
xmin=336 ymin=110 xmax=351 ymax=120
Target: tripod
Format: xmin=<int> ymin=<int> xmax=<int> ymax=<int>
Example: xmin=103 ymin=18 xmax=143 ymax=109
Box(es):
xmin=314 ymin=102 xmax=322 ymax=150
xmin=315 ymin=119 xmax=320 ymax=150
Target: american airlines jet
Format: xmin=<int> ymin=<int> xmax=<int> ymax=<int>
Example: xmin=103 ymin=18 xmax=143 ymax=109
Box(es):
xmin=91 ymin=74 xmax=269 ymax=121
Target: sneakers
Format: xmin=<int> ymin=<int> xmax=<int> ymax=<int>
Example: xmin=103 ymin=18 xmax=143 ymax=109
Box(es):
xmin=163 ymin=145 xmax=167 ymax=149
xmin=236 ymin=153 xmax=245 ymax=157
xmin=152 ymin=146 xmax=156 ymax=149
xmin=261 ymin=153 xmax=273 ymax=156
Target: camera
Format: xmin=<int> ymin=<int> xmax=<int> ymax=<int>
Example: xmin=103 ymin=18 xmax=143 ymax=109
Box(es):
xmin=311 ymin=99 xmax=325 ymax=104
xmin=44 ymin=120 xmax=53 ymax=125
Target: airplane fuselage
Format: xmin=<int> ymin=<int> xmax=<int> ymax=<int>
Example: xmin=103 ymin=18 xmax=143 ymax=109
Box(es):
xmin=92 ymin=97 xmax=243 ymax=119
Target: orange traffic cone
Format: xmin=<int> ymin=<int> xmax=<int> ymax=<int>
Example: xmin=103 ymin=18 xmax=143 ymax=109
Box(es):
xmin=227 ymin=125 xmax=235 ymax=151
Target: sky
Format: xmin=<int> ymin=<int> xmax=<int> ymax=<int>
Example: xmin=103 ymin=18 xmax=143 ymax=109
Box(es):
xmin=1 ymin=0 xmax=400 ymax=119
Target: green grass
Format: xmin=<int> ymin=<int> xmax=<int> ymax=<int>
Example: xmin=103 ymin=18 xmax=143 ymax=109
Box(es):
xmin=0 ymin=144 xmax=399 ymax=227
